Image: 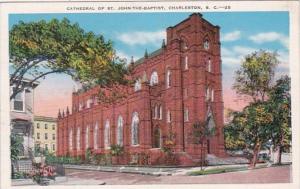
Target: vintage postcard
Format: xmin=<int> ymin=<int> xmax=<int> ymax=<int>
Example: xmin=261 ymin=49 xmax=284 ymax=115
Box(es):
xmin=0 ymin=1 xmax=299 ymax=189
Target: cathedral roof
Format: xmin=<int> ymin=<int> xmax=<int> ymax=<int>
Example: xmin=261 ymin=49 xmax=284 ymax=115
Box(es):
xmin=134 ymin=48 xmax=163 ymax=66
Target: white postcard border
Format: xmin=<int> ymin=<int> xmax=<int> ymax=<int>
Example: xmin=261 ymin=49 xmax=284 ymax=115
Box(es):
xmin=0 ymin=1 xmax=299 ymax=189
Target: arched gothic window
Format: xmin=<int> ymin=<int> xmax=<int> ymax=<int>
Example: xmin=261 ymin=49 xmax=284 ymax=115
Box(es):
xmin=166 ymin=69 xmax=171 ymax=88
xmin=104 ymin=120 xmax=110 ymax=149
xmin=184 ymin=108 xmax=189 ymax=122
xmin=94 ymin=122 xmax=99 ymax=149
xmin=206 ymin=87 xmax=214 ymax=101
xmin=154 ymin=104 xmax=158 ymax=119
xmin=150 ymin=71 xmax=159 ymax=86
xmin=204 ymin=39 xmax=210 ymax=50
xmin=153 ymin=127 xmax=161 ymax=148
xmin=69 ymin=128 xmax=73 ymax=150
xmin=167 ymin=110 xmax=171 ymax=123
xmin=207 ymin=109 xmax=216 ymax=134
xmin=208 ymin=58 xmax=212 ymax=72
xmin=184 ymin=56 xmax=189 ymax=70
xmin=79 ymin=102 xmax=83 ymax=111
xmin=131 ymin=112 xmax=139 ymax=145
xmin=181 ymin=40 xmax=188 ymax=50
xmin=117 ymin=116 xmax=123 ymax=146
xmin=134 ymin=79 xmax=142 ymax=91
xmin=206 ymin=87 xmax=211 ymax=101
xmin=85 ymin=125 xmax=89 ymax=149
xmin=76 ymin=127 xmax=80 ymax=150
xmin=184 ymin=88 xmax=188 ymax=99
xmin=159 ymin=105 xmax=162 ymax=120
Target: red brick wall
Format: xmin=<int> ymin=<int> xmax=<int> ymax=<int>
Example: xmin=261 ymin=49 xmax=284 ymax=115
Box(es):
xmin=57 ymin=13 xmax=225 ymax=165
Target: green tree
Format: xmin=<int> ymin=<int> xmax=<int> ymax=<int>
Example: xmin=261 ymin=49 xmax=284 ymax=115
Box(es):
xmin=268 ymin=75 xmax=291 ymax=164
xmin=10 ymin=18 xmax=129 ymax=100
xmin=233 ymin=50 xmax=279 ymax=102
xmin=231 ymin=50 xmax=284 ymax=168
xmin=224 ymin=109 xmax=246 ymax=151
xmin=224 ymin=124 xmax=246 ymax=151
xmin=10 ymin=133 xmax=24 ymax=177
xmin=10 ymin=133 xmax=24 ymax=161
xmin=229 ymin=103 xmax=273 ymax=168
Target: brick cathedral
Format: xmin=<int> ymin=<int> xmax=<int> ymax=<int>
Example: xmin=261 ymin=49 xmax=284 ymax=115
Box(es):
xmin=57 ymin=13 xmax=225 ymax=166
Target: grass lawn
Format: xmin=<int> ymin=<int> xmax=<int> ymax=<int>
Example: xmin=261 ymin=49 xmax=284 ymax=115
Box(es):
xmin=187 ymin=166 xmax=248 ymax=176
xmin=186 ymin=163 xmax=284 ymax=176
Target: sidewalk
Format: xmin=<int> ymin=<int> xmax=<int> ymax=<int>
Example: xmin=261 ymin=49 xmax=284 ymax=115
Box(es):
xmin=12 ymin=177 xmax=106 ymax=186
xmin=64 ymin=164 xmax=177 ymax=176
xmin=63 ymin=163 xmax=259 ymax=176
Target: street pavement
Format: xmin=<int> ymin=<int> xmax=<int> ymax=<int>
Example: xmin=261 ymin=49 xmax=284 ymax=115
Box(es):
xmin=64 ymin=164 xmax=291 ymax=184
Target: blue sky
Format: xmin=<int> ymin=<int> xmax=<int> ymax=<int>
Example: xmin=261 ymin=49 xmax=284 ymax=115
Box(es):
xmin=9 ymin=12 xmax=289 ymax=60
xmin=9 ymin=12 xmax=290 ymax=116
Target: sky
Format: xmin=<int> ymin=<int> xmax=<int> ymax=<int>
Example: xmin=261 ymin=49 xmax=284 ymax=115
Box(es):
xmin=9 ymin=12 xmax=290 ymax=117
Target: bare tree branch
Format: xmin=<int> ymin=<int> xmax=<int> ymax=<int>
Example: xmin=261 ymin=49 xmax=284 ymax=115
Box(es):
xmin=10 ymin=69 xmax=64 ymax=100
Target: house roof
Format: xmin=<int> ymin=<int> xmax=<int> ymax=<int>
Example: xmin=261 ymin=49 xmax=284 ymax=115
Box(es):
xmin=10 ymin=75 xmax=40 ymax=88
xmin=34 ymin=115 xmax=57 ymax=122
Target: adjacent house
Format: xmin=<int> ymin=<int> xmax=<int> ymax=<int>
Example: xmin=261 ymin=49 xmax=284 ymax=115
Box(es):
xmin=10 ymin=78 xmax=39 ymax=158
xmin=33 ymin=116 xmax=57 ymax=154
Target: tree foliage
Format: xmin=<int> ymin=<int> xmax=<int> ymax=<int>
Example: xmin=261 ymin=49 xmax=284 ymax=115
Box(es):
xmin=229 ymin=50 xmax=292 ymax=167
xmin=224 ymin=122 xmax=246 ymax=151
xmin=228 ymin=102 xmax=273 ymax=167
xmin=268 ymin=75 xmax=291 ymax=164
xmin=10 ymin=18 xmax=129 ymax=100
xmin=233 ymin=50 xmax=279 ymax=102
xmin=10 ymin=133 xmax=24 ymax=161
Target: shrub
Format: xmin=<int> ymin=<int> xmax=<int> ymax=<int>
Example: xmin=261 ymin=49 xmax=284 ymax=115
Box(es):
xmin=92 ymin=153 xmax=112 ymax=165
xmin=85 ymin=148 xmax=93 ymax=163
xmin=110 ymin=144 xmax=124 ymax=156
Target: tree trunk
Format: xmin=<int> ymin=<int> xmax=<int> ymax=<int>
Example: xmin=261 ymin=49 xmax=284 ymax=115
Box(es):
xmin=250 ymin=142 xmax=261 ymax=168
xmin=277 ymin=133 xmax=284 ymax=165
xmin=277 ymin=145 xmax=282 ymax=165
xmin=200 ymin=142 xmax=203 ymax=170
